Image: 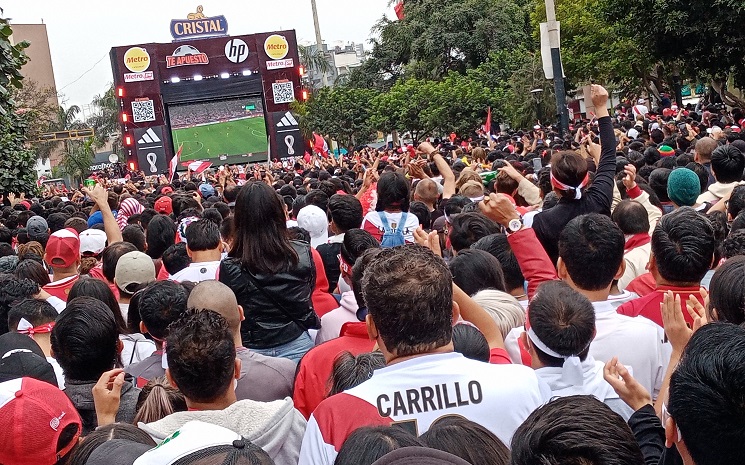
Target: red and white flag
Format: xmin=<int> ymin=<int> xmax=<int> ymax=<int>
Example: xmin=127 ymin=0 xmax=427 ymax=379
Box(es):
xmin=484 ymin=107 xmax=492 ymax=138
xmin=36 ymin=176 xmax=47 ymax=188
xmin=313 ymin=132 xmax=329 ymax=158
xmin=182 ymin=160 xmax=213 ymax=175
xmin=394 ymin=1 xmax=405 ymax=20
xmin=169 ymin=144 xmax=182 ymax=182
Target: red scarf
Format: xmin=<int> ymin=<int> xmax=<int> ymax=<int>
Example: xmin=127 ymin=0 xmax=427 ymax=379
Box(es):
xmin=624 ymin=233 xmax=651 ymax=253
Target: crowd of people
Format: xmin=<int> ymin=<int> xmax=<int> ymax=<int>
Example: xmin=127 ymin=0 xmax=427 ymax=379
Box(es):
xmin=1 ymin=84 xmax=745 ymax=465
xmin=168 ymin=99 xmax=264 ymax=130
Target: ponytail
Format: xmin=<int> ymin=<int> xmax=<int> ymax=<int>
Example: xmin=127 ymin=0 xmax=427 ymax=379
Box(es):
xmin=134 ymin=377 xmax=186 ymax=424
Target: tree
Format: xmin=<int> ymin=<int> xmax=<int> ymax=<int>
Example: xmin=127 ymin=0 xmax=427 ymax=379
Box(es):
xmin=0 ymin=12 xmax=36 ymax=194
xmin=88 ymin=84 xmax=122 ymax=156
xmin=350 ymin=0 xmax=530 ymax=89
xmin=372 ymin=78 xmax=440 ymax=143
xmin=298 ymin=86 xmax=379 ymax=147
xmin=299 ymin=44 xmax=333 ymax=89
xmin=604 ymin=0 xmax=745 ymax=106
xmin=59 ymin=137 xmax=94 ymax=185
xmin=426 ymin=72 xmax=497 ymax=137
xmin=502 ymin=51 xmax=557 ymax=129
xmin=10 ymin=79 xmax=59 ymax=161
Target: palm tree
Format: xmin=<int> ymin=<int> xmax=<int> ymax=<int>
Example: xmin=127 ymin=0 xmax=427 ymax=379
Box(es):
xmin=299 ymin=44 xmax=333 ymax=88
xmin=88 ymin=84 xmax=122 ymax=155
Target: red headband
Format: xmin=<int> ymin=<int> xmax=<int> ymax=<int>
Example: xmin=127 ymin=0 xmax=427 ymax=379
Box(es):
xmin=17 ymin=318 xmax=55 ymax=336
xmin=550 ymin=172 xmax=589 ymax=200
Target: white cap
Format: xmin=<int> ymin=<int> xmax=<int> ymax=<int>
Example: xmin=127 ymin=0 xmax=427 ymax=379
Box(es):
xmin=297 ymin=205 xmax=329 ymax=249
xmin=79 ymin=229 xmax=107 ymax=255
xmin=133 ymin=421 xmax=241 ymax=465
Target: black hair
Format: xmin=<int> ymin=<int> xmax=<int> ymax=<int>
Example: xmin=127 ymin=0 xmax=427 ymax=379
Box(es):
xmin=212 ymin=202 xmax=231 ymax=219
xmin=304 ymin=189 xmax=329 ymax=214
xmin=328 ymin=351 xmax=386 ymax=397
xmin=146 ymin=215 xmax=177 ymax=260
xmin=122 ymin=224 xmax=146 ymax=252
xmin=327 ymin=194 xmax=363 ymax=232
xmin=334 ymin=426 xmax=423 ymax=465
xmin=708 ymin=256 xmax=745 ymax=325
xmin=139 ymin=208 xmax=158 ymax=231
xmin=528 ymin=281 xmax=595 ymax=365
xmin=68 ymin=277 xmax=128 ymax=334
xmin=47 ymin=212 xmax=70 ymax=233
xmin=648 ymin=168 xmax=672 ymax=202
xmin=8 ymin=298 xmax=57 ymax=331
xmin=185 ymin=218 xmax=221 ymax=252
xmin=511 ymin=395 xmax=644 ymax=465
xmin=408 ymin=201 xmax=431 ymax=229
xmin=0 ymin=274 xmax=39 ymax=333
xmin=470 ymin=234 xmax=525 ymax=293
xmin=201 ymin=208 xmax=223 ymax=227
xmin=65 ymin=423 xmax=156 ymax=465
xmin=51 ymin=297 xmax=119 ymax=381
xmin=0 ymin=225 xmax=11 ymax=244
xmin=14 ymin=259 xmax=51 ymax=287
xmin=452 ymin=324 xmax=490 ymax=362
xmin=728 ymin=185 xmax=745 ymax=219
xmin=685 ymin=162 xmax=709 ymax=194
xmin=230 ymin=181 xmax=298 ymax=274
xmin=448 ymin=248 xmax=506 ymax=296
xmin=138 ymin=280 xmax=188 ymax=340
xmin=420 ymin=415 xmax=510 ymax=465
xmin=443 ymin=195 xmax=472 ymax=221
xmin=362 ymin=246 xmax=452 ymax=357
xmin=711 ymin=145 xmax=745 ymax=183
xmin=652 ymin=207 xmax=716 ymax=285
xmin=559 ymin=214 xmax=625 ymax=291
xmin=101 ymin=241 xmax=138 ymax=283
xmin=668 ymin=323 xmax=745 ymax=465
xmin=162 ymin=243 xmax=191 ymax=275
xmin=376 ymin=172 xmax=410 ymax=212
xmin=448 ymin=213 xmax=500 ymax=253
xmin=611 ymin=199 xmax=650 ymax=235
xmin=166 ymin=309 xmax=236 ymax=403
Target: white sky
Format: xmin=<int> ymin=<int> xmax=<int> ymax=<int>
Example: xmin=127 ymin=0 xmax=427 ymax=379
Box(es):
xmin=7 ymin=1 xmax=392 ymax=108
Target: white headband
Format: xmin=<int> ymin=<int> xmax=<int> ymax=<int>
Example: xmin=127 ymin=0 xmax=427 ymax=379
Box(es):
xmin=527 ymin=327 xmax=585 ymax=386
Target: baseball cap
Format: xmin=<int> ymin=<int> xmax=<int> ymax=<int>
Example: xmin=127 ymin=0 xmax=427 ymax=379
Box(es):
xmin=371 ymin=447 xmax=471 ymax=465
xmin=154 ymin=196 xmax=173 ymax=215
xmin=0 ymin=377 xmax=82 ymax=465
xmin=26 ymin=215 xmax=49 ymax=236
xmin=45 ymin=228 xmax=80 ymax=268
xmin=199 ymin=183 xmax=216 ymax=198
xmin=297 ymin=205 xmax=329 ymax=248
xmin=0 ymin=333 xmax=57 ymax=386
xmin=79 ymin=229 xmax=107 ymax=256
xmin=85 ymin=439 xmax=153 ymax=465
xmin=133 ymin=421 xmax=273 ymax=465
xmin=161 ymin=186 xmax=174 ymax=195
xmin=115 ymin=251 xmax=156 ymax=293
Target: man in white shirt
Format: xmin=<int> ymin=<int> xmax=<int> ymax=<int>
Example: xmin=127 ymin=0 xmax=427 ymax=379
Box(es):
xmin=632 ymin=98 xmax=649 ymax=118
xmin=170 ymin=219 xmax=223 ymax=283
xmin=299 ymin=246 xmax=549 ymax=465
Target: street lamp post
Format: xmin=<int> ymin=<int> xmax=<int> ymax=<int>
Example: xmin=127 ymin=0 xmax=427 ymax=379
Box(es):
xmin=310 ymin=0 xmax=329 ymax=87
xmin=544 ymin=0 xmax=569 ymax=135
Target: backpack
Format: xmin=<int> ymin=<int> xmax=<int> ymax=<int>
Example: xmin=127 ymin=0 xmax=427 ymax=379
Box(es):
xmin=378 ymin=211 xmax=408 ymax=248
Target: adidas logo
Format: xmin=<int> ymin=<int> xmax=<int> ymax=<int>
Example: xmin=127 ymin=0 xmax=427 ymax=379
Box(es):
xmin=138 ymin=128 xmax=161 ymax=145
xmin=276 ymin=112 xmax=298 ymax=128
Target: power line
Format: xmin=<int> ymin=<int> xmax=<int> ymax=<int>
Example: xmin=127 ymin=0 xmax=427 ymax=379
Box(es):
xmin=58 ymin=53 xmax=108 ymax=91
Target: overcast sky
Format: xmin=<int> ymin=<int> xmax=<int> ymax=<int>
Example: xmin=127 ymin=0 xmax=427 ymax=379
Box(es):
xmin=7 ymin=1 xmax=392 ymax=109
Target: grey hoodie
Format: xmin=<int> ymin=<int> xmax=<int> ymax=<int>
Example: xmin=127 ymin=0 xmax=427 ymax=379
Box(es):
xmin=139 ymin=397 xmax=306 ymax=465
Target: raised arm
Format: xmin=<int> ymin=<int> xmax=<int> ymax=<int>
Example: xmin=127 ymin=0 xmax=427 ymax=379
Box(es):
xmin=585 ymin=85 xmax=616 ymax=212
xmin=83 ymin=184 xmax=123 ymax=244
xmin=418 ymin=142 xmax=455 ymax=199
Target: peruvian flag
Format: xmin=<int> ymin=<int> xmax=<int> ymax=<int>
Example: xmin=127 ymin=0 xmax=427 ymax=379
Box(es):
xmin=182 ymin=160 xmax=213 ymax=174
xmin=169 ymin=144 xmax=182 ymax=182
xmin=394 ymin=1 xmax=404 ymax=20
xmin=313 ymin=132 xmax=329 ymax=158
xmin=36 ymin=175 xmax=47 ymax=188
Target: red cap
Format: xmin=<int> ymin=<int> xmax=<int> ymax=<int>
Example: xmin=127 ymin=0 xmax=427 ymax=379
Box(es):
xmin=154 ymin=196 xmax=173 ymax=215
xmin=160 ymin=186 xmax=174 ymax=195
xmin=45 ymin=228 xmax=80 ymax=268
xmin=0 ymin=377 xmax=82 ymax=465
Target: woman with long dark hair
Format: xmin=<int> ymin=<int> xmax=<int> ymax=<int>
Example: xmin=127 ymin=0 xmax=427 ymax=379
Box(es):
xmin=219 ymin=181 xmax=319 ymax=362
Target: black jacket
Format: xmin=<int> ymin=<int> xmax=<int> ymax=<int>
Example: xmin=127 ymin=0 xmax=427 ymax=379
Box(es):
xmin=532 ymin=116 xmax=617 ymax=265
xmin=219 ymin=241 xmax=318 ymax=349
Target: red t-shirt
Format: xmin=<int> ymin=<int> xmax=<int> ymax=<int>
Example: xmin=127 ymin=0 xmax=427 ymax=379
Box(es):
xmin=617 ymin=285 xmax=704 ymax=328
xmin=293 ymin=322 xmax=375 ymax=419
xmin=42 ymin=275 xmax=80 ymax=302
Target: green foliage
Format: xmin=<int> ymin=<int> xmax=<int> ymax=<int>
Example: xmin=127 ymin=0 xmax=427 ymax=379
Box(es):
xmin=59 ymin=138 xmax=94 ymax=184
xmin=88 ymin=84 xmax=122 ymax=154
xmin=0 ymin=111 xmax=38 ymax=193
xmin=298 ymin=86 xmax=379 ymax=147
xmin=502 ymin=51 xmax=557 ymax=129
xmin=0 ymin=15 xmax=28 ymax=115
xmin=371 ymin=78 xmax=439 ymax=142
xmin=10 ymin=79 xmax=59 ymax=161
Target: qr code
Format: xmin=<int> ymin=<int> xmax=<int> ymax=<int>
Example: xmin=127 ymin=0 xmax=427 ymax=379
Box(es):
xmin=132 ymin=100 xmax=156 ymax=123
xmin=272 ymin=82 xmax=295 ymax=104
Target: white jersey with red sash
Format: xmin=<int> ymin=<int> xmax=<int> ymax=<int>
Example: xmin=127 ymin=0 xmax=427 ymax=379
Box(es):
xmin=298 ymin=352 xmax=549 ymax=465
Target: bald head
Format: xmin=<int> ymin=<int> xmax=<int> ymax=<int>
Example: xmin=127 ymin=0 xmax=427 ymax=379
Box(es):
xmin=415 ymin=179 xmax=439 ymax=205
xmin=187 ymin=280 xmax=241 ymax=332
xmin=695 ymin=137 xmax=719 ymax=163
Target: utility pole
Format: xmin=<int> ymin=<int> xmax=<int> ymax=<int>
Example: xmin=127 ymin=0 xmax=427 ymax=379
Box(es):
xmin=310 ymin=0 xmax=329 ymax=87
xmin=544 ymin=0 xmax=568 ymax=135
